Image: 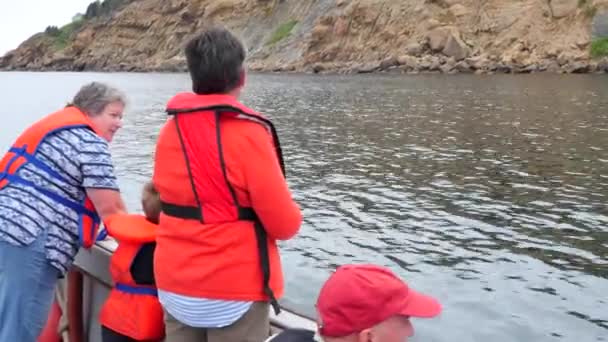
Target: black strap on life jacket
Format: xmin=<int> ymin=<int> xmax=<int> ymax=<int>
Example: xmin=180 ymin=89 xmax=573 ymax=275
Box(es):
xmin=163 ymin=106 xmax=282 ymax=315
xmin=160 ymin=201 xmax=258 ymax=221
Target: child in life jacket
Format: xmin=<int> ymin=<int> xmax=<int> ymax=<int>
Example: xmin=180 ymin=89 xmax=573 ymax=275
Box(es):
xmin=99 ymin=182 xmax=164 ymax=342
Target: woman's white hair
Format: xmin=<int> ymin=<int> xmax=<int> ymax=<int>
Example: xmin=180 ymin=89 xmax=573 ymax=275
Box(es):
xmin=71 ymin=82 xmax=126 ymax=116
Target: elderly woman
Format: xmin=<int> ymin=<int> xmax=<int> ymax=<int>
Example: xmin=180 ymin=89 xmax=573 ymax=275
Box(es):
xmin=0 ymin=82 xmax=128 ymax=341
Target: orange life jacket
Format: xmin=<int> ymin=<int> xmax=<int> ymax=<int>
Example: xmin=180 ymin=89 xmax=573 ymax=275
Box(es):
xmin=99 ymin=214 xmax=164 ymax=341
xmin=153 ymin=93 xmax=285 ymax=314
xmin=0 ymin=106 xmax=104 ymax=248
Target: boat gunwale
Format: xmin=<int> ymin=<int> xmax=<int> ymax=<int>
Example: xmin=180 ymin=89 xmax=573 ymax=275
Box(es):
xmin=73 ymin=240 xmax=318 ymax=332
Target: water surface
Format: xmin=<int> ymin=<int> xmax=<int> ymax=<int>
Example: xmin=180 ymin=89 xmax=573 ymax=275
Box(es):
xmin=1 ymin=71 xmax=606 ymax=342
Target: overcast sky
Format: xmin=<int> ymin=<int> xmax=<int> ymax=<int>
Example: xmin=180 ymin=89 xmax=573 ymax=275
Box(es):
xmin=0 ymin=1 xmax=92 ymax=56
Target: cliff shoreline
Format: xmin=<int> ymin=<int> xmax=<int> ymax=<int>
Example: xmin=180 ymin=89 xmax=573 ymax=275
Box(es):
xmin=2 ymin=57 xmax=607 ymax=75
xmin=2 ymin=0 xmax=608 ymax=75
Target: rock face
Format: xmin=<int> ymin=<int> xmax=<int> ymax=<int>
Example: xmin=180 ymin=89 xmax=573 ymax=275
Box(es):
xmin=548 ymin=0 xmax=579 ymax=19
xmin=427 ymin=27 xmax=469 ymax=61
xmin=2 ymin=0 xmax=608 ymax=74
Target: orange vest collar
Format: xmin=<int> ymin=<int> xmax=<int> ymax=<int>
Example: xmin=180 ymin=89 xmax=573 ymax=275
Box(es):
xmin=166 ymin=93 xmax=260 ymax=116
xmin=67 ymin=106 xmax=104 ymax=137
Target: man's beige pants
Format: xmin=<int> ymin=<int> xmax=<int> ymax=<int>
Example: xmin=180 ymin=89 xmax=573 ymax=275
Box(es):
xmin=163 ymin=301 xmax=271 ymax=342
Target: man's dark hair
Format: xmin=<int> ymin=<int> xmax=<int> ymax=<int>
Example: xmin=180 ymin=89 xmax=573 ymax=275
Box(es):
xmin=185 ymin=26 xmax=246 ymax=95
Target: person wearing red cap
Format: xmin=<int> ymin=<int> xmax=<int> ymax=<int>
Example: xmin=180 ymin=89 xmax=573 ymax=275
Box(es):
xmin=267 ymin=264 xmax=442 ymax=342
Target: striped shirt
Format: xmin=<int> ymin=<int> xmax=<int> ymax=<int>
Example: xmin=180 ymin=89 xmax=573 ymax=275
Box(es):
xmin=0 ymin=127 xmax=119 ymax=274
xmin=158 ymin=290 xmax=252 ymax=328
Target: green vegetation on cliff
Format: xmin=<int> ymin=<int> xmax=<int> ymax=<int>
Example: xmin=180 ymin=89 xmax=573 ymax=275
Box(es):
xmin=590 ymin=38 xmax=608 ymax=58
xmin=43 ymin=0 xmax=129 ymax=50
xmin=266 ymin=20 xmax=298 ymax=45
xmin=46 ymin=15 xmax=84 ymax=50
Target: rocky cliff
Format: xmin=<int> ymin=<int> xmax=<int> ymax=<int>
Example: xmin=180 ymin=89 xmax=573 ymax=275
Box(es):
xmin=2 ymin=0 xmax=608 ymax=74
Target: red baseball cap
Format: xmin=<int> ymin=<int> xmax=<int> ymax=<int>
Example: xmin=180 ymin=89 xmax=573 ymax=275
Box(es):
xmin=316 ymin=264 xmax=442 ymax=337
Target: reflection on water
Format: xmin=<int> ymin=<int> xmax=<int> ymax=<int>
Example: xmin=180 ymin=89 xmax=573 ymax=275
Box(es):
xmin=1 ymin=72 xmax=607 ymax=342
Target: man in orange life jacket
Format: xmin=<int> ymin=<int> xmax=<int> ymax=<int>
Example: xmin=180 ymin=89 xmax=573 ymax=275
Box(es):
xmin=99 ymin=182 xmax=164 ymax=342
xmin=152 ymin=25 xmax=302 ymax=342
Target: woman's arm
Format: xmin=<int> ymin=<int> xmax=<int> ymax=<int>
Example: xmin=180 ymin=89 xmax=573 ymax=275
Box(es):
xmin=86 ymin=188 xmax=127 ymax=220
xmin=242 ymin=124 xmax=302 ymax=241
